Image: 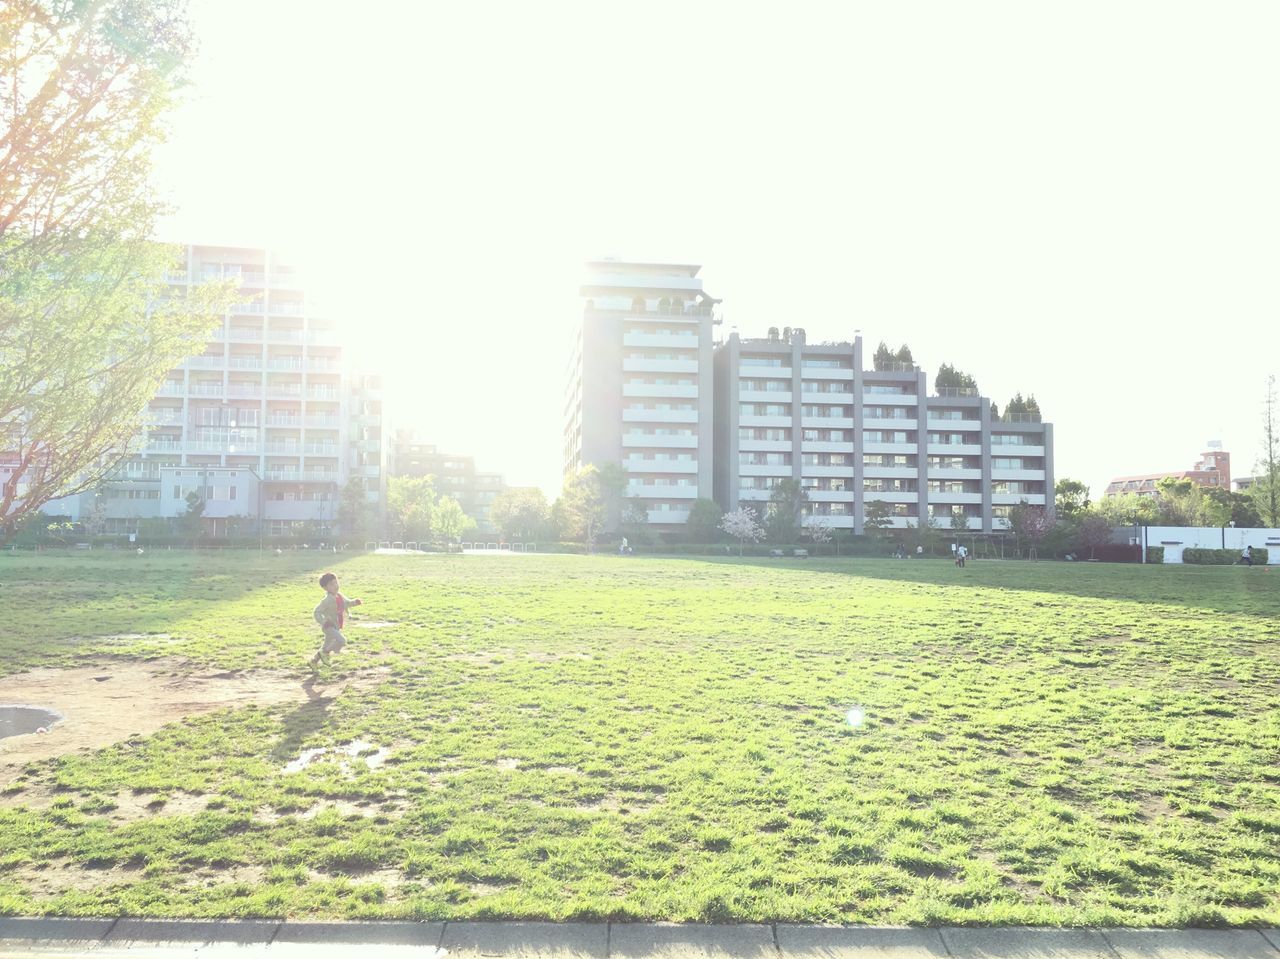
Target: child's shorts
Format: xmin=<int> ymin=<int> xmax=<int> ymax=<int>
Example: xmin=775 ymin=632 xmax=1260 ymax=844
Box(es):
xmin=321 ymin=626 xmax=347 ymax=654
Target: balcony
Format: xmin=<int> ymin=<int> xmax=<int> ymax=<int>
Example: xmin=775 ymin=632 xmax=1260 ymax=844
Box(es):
xmin=622 ymin=408 xmax=698 ymax=424
xmin=934 ymin=387 xmax=979 ymax=398
xmin=270 ymin=300 xmax=305 ymax=316
xmin=863 ymin=417 xmax=918 ymax=430
xmin=265 ymin=386 xmax=303 ymax=400
xmin=227 ymin=385 xmax=262 ymax=399
xmin=188 ymin=384 xmax=224 ymax=397
xmin=303 ymin=471 xmax=340 ymax=483
xmin=144 ymin=441 xmax=183 ymax=453
xmin=622 ymin=332 xmax=700 ymax=349
xmin=802 ymin=465 xmax=853 ymax=478
xmin=739 ymin=390 xmax=793 ymax=403
xmin=863 ymin=466 xmax=919 ymax=480
xmin=265 ymin=443 xmax=301 ymax=455
xmin=622 ymin=358 xmax=698 ymax=374
xmin=155 ymin=383 xmax=185 ymax=397
xmin=624 ymin=458 xmax=697 ymax=474
xmin=263 ymin=500 xmax=331 ymax=521
xmin=800 ymin=417 xmax=854 ymax=429
xmin=991 ymin=443 xmax=1045 ymax=456
xmin=266 ymin=329 xmax=305 ymax=344
xmin=620 ymin=384 xmax=697 ymax=401
xmin=227 ymin=329 xmax=263 ymax=342
xmin=305 ymin=415 xmax=340 ymax=428
xmin=227 ymin=357 xmax=262 ymax=370
xmin=801 ymin=441 xmax=854 ymax=453
xmin=739 ymin=439 xmax=791 ymax=453
xmin=798 ymin=367 xmax=853 ymax=381
xmin=304 ymin=444 xmax=339 ymax=456
xmin=266 ymin=359 xmax=304 ymax=372
xmin=622 ymin=433 xmax=698 ymax=449
xmin=626 ymin=484 xmax=698 ymax=499
xmin=928 ymin=491 xmax=983 ymax=505
xmin=307 ymin=389 xmax=340 ymax=401
xmin=353 ymin=414 xmax=381 ymax=427
xmin=263 ymin=470 xmax=303 ymax=481
xmin=305 ymin=360 xmax=338 ymax=373
xmin=165 ymin=270 xmax=188 ymax=283
xmin=185 ymin=356 xmax=225 ymax=369
xmin=230 ymin=302 xmax=265 ymax=315
xmin=992 ymin=469 xmax=1046 ymax=482
xmin=927 ymin=443 xmax=982 ymax=456
xmin=992 ymin=492 xmax=1047 ymax=507
xmin=266 ymin=417 xmax=301 ymax=428
xmin=739 ymin=415 xmax=791 ymax=429
xmin=807 ymin=489 xmax=855 ymax=502
xmin=927 ymin=418 xmax=981 ymax=431
xmin=928 ymin=467 xmax=981 ymax=480
xmin=738 ymin=463 xmax=792 ymax=477
xmin=863 ymin=491 xmax=919 ymax=504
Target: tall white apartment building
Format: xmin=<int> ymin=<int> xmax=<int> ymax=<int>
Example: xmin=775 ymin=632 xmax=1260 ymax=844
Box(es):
xmin=564 ymin=261 xmax=719 ymax=529
xmin=714 ymin=330 xmax=1054 ymax=533
xmin=43 ymin=244 xmax=386 ymax=536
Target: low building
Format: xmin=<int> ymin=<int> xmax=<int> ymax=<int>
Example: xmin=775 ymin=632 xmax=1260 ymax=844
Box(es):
xmin=390 ymin=432 xmax=506 ymax=532
xmin=1105 ymin=445 xmax=1230 ymax=498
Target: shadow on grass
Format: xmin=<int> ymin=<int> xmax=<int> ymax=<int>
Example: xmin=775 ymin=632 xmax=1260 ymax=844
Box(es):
xmin=659 ymin=554 xmax=1280 ymax=619
xmin=270 ymin=688 xmax=335 ymax=764
xmin=0 ymin=550 xmax=364 ymax=670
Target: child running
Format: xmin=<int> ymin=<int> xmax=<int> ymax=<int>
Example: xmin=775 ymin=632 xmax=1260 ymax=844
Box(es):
xmin=310 ymin=572 xmax=363 ymax=669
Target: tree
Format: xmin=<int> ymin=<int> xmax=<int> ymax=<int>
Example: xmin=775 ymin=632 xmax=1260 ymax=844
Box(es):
xmin=490 ymin=487 xmax=549 ymax=540
xmin=804 ymin=515 xmax=834 ymax=549
xmin=1075 ymin=512 xmax=1113 ymax=560
xmin=1008 ymin=502 xmax=1054 ymax=559
xmin=563 ymin=468 xmax=611 ymax=550
xmin=177 ymin=491 xmax=205 ymax=546
xmin=337 ymin=478 xmax=373 ymax=541
xmin=949 ymin=508 xmax=970 ymax=535
xmin=1055 ymin=479 xmax=1091 ymax=519
xmin=895 ymin=344 xmax=914 ymax=368
xmin=1094 ymin=493 xmax=1161 ymax=527
xmin=907 ymin=514 xmax=942 ymax=554
xmin=1251 ymin=374 xmax=1279 ymax=527
xmin=0 ymin=0 xmax=231 ymax=541
xmin=433 ymin=495 xmax=476 ymax=543
xmin=686 ymin=498 xmax=723 ymax=543
xmin=83 ymin=489 xmax=109 ymax=538
xmin=872 ymin=342 xmax=894 ymax=371
xmin=765 ymin=478 xmax=807 ymax=543
xmin=935 ymin=363 xmax=978 ymax=393
xmin=720 ymin=507 xmax=763 ymax=555
xmin=863 ymin=500 xmax=895 ymax=536
xmin=1204 ymin=487 xmax=1262 ymax=529
xmin=387 ymin=475 xmax=437 ymax=541
xmin=990 ymin=401 xmax=1000 ymax=420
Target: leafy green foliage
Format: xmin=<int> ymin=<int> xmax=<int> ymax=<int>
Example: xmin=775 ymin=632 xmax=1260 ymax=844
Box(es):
xmin=489 ymin=488 xmax=549 ymax=540
xmin=1055 ymin=479 xmax=1090 ymax=519
xmin=685 ymin=499 xmax=723 ymax=544
xmin=0 ymin=0 xmax=232 ymax=537
xmin=935 ymin=364 xmax=978 ymax=393
xmin=765 ymin=479 xmax=807 ymax=544
xmin=1183 ymin=548 xmax=1269 ymax=565
xmin=1001 ymin=394 xmax=1042 ymax=422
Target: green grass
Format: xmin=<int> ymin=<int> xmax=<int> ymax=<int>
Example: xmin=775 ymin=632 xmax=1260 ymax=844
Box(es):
xmin=0 ymin=551 xmax=1278 ymax=924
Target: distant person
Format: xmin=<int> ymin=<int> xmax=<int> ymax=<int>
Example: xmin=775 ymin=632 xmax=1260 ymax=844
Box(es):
xmin=916 ymin=545 xmax=924 ymax=559
xmin=1237 ymin=545 xmax=1254 ymax=567
xmin=619 ymin=536 xmax=630 ymax=556
xmin=956 ymin=544 xmax=968 ymax=568
xmin=310 ymin=572 xmax=363 ymax=670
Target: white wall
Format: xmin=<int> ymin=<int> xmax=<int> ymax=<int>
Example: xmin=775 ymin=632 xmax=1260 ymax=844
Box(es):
xmin=1143 ymin=526 xmax=1280 ymax=563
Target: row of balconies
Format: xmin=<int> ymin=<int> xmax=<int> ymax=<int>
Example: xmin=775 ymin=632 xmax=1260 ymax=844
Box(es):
xmin=187 ymin=356 xmax=340 ymax=373
xmin=181 ymin=384 xmax=342 ymax=401
xmin=216 ymin=328 xmax=337 ymax=345
xmin=171 ymin=269 xmax=302 ymax=290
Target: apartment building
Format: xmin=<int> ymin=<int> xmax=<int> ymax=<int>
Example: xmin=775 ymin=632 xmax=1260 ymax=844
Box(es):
xmin=43 ymin=244 xmax=385 ymax=537
xmin=1105 ymin=444 xmax=1230 ymax=498
xmin=390 ymin=432 xmax=506 ymax=532
xmin=564 ymin=260 xmax=718 ymax=529
xmin=713 ymin=329 xmax=1054 ymax=533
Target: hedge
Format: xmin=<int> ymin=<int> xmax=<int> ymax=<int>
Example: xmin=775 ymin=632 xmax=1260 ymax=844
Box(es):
xmin=1182 ymin=547 xmax=1269 ymax=565
xmin=1145 ymin=546 xmax=1164 ymax=564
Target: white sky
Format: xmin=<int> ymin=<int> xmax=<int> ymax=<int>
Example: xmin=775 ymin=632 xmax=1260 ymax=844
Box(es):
xmin=154 ymin=0 xmax=1280 ymax=500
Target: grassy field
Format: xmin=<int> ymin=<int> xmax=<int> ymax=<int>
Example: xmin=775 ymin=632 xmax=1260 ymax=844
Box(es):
xmin=0 ymin=551 xmax=1277 ymax=925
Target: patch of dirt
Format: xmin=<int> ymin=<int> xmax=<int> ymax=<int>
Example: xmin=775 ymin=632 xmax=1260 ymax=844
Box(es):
xmin=468 ymin=881 xmax=513 ymax=897
xmin=0 ymin=659 xmax=392 ymax=787
xmin=11 ymin=859 xmax=147 ymax=896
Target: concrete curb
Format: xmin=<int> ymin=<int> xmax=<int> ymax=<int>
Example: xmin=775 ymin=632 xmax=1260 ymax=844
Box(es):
xmin=0 ymin=920 xmax=1278 ymax=957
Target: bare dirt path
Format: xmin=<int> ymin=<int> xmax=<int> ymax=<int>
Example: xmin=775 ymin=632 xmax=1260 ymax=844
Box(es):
xmin=0 ymin=658 xmax=388 ymax=781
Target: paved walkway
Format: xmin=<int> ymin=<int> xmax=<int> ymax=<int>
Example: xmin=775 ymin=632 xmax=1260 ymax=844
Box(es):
xmin=1 ymin=919 xmax=1278 ymax=959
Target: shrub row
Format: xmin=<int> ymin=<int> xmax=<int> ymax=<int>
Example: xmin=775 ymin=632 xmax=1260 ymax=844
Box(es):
xmin=1145 ymin=546 xmax=1164 ymax=564
xmin=1183 ymin=547 xmax=1270 ymax=565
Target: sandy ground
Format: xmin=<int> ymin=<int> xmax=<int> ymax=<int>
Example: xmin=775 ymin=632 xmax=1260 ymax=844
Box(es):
xmin=0 ymin=659 xmax=388 ymax=782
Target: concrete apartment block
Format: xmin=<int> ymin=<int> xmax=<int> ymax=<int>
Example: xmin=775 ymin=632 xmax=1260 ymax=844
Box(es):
xmin=40 ymin=244 xmax=385 ymax=537
xmin=565 ymin=261 xmax=719 ymax=529
xmin=714 ymin=329 xmax=1053 ymax=535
